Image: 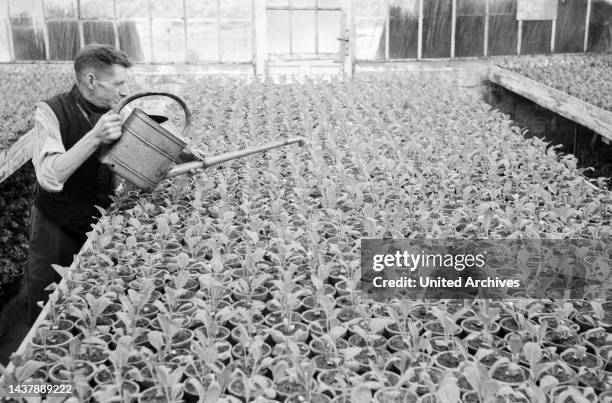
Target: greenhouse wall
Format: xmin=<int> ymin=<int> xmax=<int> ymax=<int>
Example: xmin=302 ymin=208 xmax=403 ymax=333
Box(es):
xmin=0 ymin=0 xmax=610 ymax=69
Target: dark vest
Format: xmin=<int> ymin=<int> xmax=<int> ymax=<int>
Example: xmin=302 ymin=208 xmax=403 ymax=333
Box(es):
xmin=34 ymin=85 xmax=114 ymax=235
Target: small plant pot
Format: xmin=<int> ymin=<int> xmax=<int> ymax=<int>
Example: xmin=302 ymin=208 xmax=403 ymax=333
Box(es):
xmin=312 ymin=354 xmax=341 ymax=371
xmin=41 ymin=318 xmax=76 ymax=333
xmin=573 ymin=311 xmax=612 ymax=332
xmin=477 ymin=349 xmax=512 ymax=370
xmin=466 ymin=332 xmax=504 ymax=354
xmin=274 ymin=377 xmax=317 ymax=402
xmin=372 ymin=387 xmax=418 ymax=403
xmin=286 ymin=392 xmax=332 ymax=403
xmin=231 ymin=299 xmax=266 ymax=312
xmin=31 ymin=329 xmax=74 ymax=350
xmin=184 ymin=360 xmax=224 ymax=379
xmin=578 ymin=370 xmax=612 ymax=394
xmin=168 ymin=328 xmax=194 ymax=349
xmin=317 ymin=369 xmax=361 ymax=397
xmin=163 ymin=299 xmax=196 ymax=316
xmin=231 ymin=342 xmax=272 ymax=361
xmin=227 ymin=311 xmax=265 ymax=328
xmin=461 ymin=317 xmax=500 ymax=335
xmin=536 ymin=362 xmax=577 ymax=387
xmin=361 ymin=370 xmax=400 ymax=389
xmin=272 ymin=341 xmax=310 ymax=357
xmin=232 ymin=285 xmax=269 ymax=302
xmin=560 ymin=349 xmax=604 ymax=372
xmin=425 ymin=320 xmax=462 ymax=337
xmin=433 ymin=351 xmax=467 ymax=371
xmin=583 ymin=328 xmax=612 ymax=354
xmin=92 ymin=381 xmax=140 ymax=402
xmin=347 ymin=333 xmax=387 ymax=350
xmin=497 ymin=316 xmax=534 ymax=335
xmin=264 ymin=311 xmax=302 ymax=327
xmin=549 ymin=385 xmax=598 ymax=403
xmin=48 ymin=360 xmax=96 ymax=384
xmin=229 ymin=324 xmax=269 ymax=344
xmin=150 ymin=314 xmax=191 ymax=331
xmin=140 ymin=385 xmax=184 ymax=403
xmin=544 ymin=329 xmax=582 ymax=353
xmin=537 ymin=315 xmax=580 ymax=333
xmin=30 ymin=346 xmax=68 ymax=366
xmin=227 ymin=376 xmax=271 ymax=401
xmin=384 ymin=320 xmax=423 ymax=338
xmin=78 ymin=344 xmax=109 ymax=366
xmin=309 ymin=337 xmax=349 ymax=356
xmin=182 ymin=375 xmax=216 ymax=403
xmin=402 ymin=367 xmax=443 ymax=396
xmin=192 ymin=325 xmax=231 ymax=341
xmin=489 ymin=362 xmax=529 ymax=386
xmin=301 ymin=308 xmax=328 ymax=324
xmin=334 ymin=280 xmax=355 ymax=297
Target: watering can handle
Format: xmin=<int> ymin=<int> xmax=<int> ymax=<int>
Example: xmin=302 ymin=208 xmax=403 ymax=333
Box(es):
xmin=113 ymin=92 xmax=192 ymax=135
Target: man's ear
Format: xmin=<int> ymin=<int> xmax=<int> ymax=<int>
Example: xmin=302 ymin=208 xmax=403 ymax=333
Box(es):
xmin=82 ymin=71 xmax=96 ymax=90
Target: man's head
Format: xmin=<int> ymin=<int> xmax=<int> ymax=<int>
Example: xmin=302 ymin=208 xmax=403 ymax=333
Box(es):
xmin=74 ymin=44 xmax=132 ymax=109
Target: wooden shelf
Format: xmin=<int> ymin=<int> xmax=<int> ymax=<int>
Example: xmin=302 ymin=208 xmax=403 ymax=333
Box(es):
xmin=0 ymin=129 xmax=34 ymax=184
xmin=489 ymin=65 xmax=612 ymax=142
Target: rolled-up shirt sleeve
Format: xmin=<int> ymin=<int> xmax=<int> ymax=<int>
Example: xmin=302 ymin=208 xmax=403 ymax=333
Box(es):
xmin=31 ymin=102 xmax=66 ymax=192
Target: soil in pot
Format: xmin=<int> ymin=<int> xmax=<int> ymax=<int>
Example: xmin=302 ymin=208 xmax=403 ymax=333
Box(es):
xmin=489 ymin=362 xmax=529 ymax=386
xmin=373 ymin=387 xmax=418 ymax=403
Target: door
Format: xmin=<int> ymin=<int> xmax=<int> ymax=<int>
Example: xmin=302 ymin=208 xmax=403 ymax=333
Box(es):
xmin=264 ymin=0 xmax=352 ymax=76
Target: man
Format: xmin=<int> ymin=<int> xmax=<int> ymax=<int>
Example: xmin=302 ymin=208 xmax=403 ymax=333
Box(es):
xmin=28 ymin=44 xmax=131 ymax=323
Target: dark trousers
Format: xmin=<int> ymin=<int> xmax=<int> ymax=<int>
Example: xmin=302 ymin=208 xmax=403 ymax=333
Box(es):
xmin=26 ymin=205 xmax=86 ymax=325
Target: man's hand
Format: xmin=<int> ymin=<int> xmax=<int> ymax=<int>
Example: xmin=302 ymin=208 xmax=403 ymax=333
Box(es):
xmin=92 ymin=111 xmax=122 ymax=145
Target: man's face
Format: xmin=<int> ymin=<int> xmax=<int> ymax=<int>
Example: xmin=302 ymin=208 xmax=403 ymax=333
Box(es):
xmin=87 ymin=64 xmax=129 ymax=109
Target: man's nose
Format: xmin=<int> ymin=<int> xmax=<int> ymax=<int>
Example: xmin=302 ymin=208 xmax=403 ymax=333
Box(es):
xmin=118 ymin=84 xmax=130 ymax=98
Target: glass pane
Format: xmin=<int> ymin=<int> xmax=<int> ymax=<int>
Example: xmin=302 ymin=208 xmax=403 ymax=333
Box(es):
xmin=587 ymin=0 xmax=612 ymax=52
xmin=292 ymin=10 xmax=315 ymax=53
xmin=80 ymin=0 xmax=113 ymax=18
xmin=267 ymin=0 xmax=288 ymax=7
xmin=456 ymin=15 xmax=484 ymax=56
xmin=318 ymin=10 xmax=340 ymax=53
xmin=186 ymin=20 xmax=218 ymax=61
xmin=457 ymin=0 xmax=485 ymax=16
xmin=354 ymin=0 xmax=386 ymax=20
xmin=0 ymin=18 xmax=12 ymax=60
xmin=185 ymin=0 xmax=217 ymax=19
xmin=219 ymin=0 xmax=251 ymax=19
xmin=83 ymin=20 xmax=115 ymax=46
xmin=388 ymin=4 xmax=418 ymax=58
xmin=116 ymin=0 xmax=149 ymax=19
xmin=488 ymin=14 xmax=517 ymax=55
xmin=220 ymin=20 xmax=251 ymax=61
xmin=12 ymin=26 xmax=45 ymax=59
xmin=355 ymin=17 xmax=384 ymax=59
xmin=118 ymin=20 xmax=150 ymax=61
xmin=151 ymin=19 xmax=185 ymax=62
xmin=9 ymin=0 xmax=44 ymax=22
xmin=522 ymin=20 xmax=551 ymax=54
xmin=422 ymin=0 xmax=452 ymax=58
xmin=555 ymin=0 xmax=586 ymax=53
xmin=45 ymin=0 xmax=76 ymax=18
xmin=318 ymin=0 xmax=340 ymax=7
xmin=0 ymin=0 xmax=7 ymax=18
xmin=267 ymin=9 xmax=289 ymax=53
xmin=292 ymin=0 xmax=315 ymax=7
xmin=151 ymin=0 xmax=182 ymax=18
xmin=490 ymin=0 xmax=516 ymax=15
xmin=48 ymin=20 xmax=80 ymax=60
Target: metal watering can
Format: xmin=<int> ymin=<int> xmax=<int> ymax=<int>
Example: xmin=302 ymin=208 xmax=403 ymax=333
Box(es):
xmin=99 ymin=92 xmax=305 ymax=190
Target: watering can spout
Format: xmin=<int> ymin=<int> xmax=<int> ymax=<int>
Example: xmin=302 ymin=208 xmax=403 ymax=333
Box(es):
xmin=165 ymin=136 xmax=307 ymax=179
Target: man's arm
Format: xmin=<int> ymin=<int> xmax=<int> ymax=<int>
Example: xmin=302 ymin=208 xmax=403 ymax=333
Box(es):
xmin=31 ymin=103 xmax=66 ymax=192
xmin=51 ymin=110 xmax=123 ymax=184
